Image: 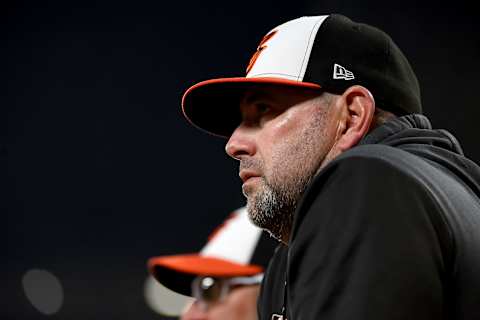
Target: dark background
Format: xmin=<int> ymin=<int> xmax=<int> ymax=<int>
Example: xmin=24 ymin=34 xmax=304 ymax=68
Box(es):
xmin=3 ymin=0 xmax=479 ymax=319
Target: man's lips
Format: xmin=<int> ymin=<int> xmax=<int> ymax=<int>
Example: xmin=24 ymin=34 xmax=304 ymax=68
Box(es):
xmin=239 ymin=170 xmax=261 ymax=183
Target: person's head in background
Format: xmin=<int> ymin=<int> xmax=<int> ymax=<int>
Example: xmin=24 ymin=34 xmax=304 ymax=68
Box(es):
xmin=147 ymin=206 xmax=277 ymax=320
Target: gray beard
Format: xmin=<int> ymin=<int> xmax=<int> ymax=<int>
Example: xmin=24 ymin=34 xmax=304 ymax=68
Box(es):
xmin=247 ymin=172 xmax=315 ymax=242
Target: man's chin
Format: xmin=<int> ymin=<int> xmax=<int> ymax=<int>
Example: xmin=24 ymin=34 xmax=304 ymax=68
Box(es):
xmin=245 ymin=203 xmax=262 ymax=229
xmin=242 ymin=177 xmax=262 ymax=197
xmin=246 ymin=207 xmax=285 ymax=243
xmin=242 ymin=185 xmax=252 ymax=198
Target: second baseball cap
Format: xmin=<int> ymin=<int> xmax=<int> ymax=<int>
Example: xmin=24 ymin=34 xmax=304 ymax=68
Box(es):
xmin=182 ymin=14 xmax=421 ymax=138
xmin=147 ymin=207 xmax=277 ymax=297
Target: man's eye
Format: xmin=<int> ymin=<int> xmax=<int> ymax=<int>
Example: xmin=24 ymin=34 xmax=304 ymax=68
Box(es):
xmin=256 ymin=103 xmax=270 ymax=114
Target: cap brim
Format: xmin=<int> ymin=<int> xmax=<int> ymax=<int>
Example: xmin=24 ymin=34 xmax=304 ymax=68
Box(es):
xmin=182 ymin=77 xmax=322 ymax=138
xmin=147 ymin=254 xmax=263 ymax=297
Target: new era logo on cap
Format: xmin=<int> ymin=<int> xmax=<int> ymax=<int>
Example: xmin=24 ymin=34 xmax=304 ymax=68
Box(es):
xmin=333 ymin=63 xmax=354 ymax=80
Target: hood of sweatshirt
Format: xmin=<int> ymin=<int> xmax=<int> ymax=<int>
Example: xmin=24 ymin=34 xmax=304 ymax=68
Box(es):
xmin=360 ymin=114 xmax=480 ymax=198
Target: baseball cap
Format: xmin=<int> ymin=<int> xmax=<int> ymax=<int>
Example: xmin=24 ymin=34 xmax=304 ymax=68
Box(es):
xmin=147 ymin=206 xmax=277 ymax=297
xmin=182 ymin=14 xmax=422 ymax=137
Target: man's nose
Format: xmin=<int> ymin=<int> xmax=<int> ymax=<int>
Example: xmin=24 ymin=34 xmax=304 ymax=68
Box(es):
xmin=180 ymin=300 xmax=208 ymax=320
xmin=225 ymin=124 xmax=256 ymax=160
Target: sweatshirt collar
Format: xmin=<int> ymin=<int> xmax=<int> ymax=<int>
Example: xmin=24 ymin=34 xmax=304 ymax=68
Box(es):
xmin=360 ymin=114 xmax=432 ymax=145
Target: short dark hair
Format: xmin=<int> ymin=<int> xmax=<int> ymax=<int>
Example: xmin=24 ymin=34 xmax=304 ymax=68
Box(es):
xmin=371 ymin=107 xmax=396 ymax=130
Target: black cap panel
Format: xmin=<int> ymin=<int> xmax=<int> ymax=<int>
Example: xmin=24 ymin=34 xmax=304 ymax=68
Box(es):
xmin=303 ymin=14 xmax=422 ymax=115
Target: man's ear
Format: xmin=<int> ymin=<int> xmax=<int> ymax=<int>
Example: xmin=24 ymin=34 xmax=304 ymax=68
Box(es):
xmin=334 ymin=85 xmax=375 ymax=151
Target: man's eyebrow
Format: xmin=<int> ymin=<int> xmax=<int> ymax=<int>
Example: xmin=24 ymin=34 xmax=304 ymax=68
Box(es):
xmin=242 ymin=90 xmax=275 ymax=106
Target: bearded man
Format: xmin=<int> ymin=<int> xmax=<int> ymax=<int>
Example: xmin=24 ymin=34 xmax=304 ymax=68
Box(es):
xmin=180 ymin=14 xmax=480 ymax=320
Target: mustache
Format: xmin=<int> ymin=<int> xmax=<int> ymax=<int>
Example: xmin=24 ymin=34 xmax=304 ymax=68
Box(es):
xmin=239 ymin=158 xmax=264 ymax=173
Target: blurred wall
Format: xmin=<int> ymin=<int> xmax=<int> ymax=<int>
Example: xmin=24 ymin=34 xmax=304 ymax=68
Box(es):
xmin=4 ymin=0 xmax=478 ymax=319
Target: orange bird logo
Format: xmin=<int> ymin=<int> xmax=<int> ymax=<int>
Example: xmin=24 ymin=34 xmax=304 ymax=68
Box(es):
xmin=246 ymin=30 xmax=277 ymax=75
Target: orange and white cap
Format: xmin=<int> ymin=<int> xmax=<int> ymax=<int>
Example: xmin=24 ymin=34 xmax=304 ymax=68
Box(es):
xmin=147 ymin=207 xmax=277 ymax=296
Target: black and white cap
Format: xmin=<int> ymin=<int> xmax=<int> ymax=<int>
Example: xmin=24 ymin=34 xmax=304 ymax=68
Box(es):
xmin=182 ymin=14 xmax=422 ymax=137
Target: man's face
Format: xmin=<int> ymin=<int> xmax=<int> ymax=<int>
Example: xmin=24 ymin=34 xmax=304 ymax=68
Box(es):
xmin=181 ymin=284 xmax=259 ymax=320
xmin=225 ymin=85 xmax=339 ymax=242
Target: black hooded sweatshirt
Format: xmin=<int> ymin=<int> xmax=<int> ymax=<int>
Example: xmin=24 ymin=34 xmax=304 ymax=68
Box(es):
xmin=258 ymin=114 xmax=480 ymax=320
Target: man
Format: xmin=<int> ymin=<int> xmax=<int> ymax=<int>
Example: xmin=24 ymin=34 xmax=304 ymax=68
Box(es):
xmin=179 ymin=14 xmax=480 ymax=319
xmin=147 ymin=206 xmax=277 ymax=320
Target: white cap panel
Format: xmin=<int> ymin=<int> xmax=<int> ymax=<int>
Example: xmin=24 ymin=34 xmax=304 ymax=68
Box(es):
xmin=246 ymin=15 xmax=329 ymax=81
xmin=200 ymin=207 xmax=262 ymax=265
